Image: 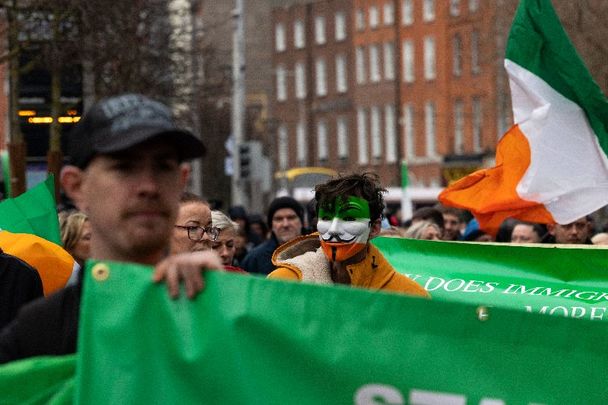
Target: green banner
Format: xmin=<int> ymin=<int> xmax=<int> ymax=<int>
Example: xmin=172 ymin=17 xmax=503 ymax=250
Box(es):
xmin=0 ymin=175 xmax=61 ymax=245
xmin=0 ymin=355 xmax=75 ymax=405
xmin=374 ymin=237 xmax=608 ymax=321
xmin=71 ymin=261 xmax=608 ymax=404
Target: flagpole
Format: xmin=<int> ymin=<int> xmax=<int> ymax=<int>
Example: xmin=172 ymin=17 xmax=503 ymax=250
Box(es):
xmin=400 ymin=160 xmax=413 ymax=224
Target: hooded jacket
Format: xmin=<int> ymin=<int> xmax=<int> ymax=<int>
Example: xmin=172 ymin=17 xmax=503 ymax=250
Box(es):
xmin=268 ymin=234 xmax=429 ymax=297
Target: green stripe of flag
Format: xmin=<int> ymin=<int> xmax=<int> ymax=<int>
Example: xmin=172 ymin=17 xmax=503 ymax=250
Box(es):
xmin=506 ymin=0 xmax=608 ymax=155
xmin=0 ymin=175 xmax=61 ymax=245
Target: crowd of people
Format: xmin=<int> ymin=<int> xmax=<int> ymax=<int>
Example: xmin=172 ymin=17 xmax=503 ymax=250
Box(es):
xmin=385 ymin=206 xmax=605 ymax=246
xmin=0 ymin=93 xmax=606 ymax=366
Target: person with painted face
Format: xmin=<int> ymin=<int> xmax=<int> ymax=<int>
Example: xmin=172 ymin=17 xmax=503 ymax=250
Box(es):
xmin=268 ymin=173 xmax=428 ymax=296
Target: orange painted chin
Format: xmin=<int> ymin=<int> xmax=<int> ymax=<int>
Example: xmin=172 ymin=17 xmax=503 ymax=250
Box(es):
xmin=320 ymin=241 xmax=367 ymax=262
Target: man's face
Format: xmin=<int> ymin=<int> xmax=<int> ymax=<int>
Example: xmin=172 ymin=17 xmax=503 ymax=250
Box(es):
xmin=69 ymin=140 xmax=186 ymax=264
xmin=550 ymin=218 xmax=590 ymax=244
xmin=171 ymin=201 xmax=212 ymax=254
xmin=272 ymin=208 xmax=302 ymax=244
xmin=317 ymin=196 xmax=371 ymax=262
xmin=442 ymin=213 xmax=461 ymax=240
xmin=511 ymin=224 xmax=541 ymax=243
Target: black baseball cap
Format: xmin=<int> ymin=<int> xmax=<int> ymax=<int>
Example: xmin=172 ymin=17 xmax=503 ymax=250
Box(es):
xmin=68 ymin=94 xmax=206 ymax=168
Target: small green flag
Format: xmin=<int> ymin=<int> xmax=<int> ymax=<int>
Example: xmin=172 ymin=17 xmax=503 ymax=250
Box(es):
xmin=400 ymin=161 xmax=409 ymax=188
xmin=1 ymin=150 xmax=10 ymax=198
xmin=0 ymin=175 xmax=61 ymax=245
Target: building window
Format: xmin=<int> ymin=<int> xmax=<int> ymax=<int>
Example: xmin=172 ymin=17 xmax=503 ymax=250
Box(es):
xmin=472 ymin=97 xmax=482 ymax=152
xmin=315 ymin=58 xmax=327 ymax=96
xmin=450 ymin=0 xmax=460 ymax=17
xmin=369 ymin=6 xmax=379 ymax=28
xmin=371 ymin=106 xmax=382 ymax=159
xmin=403 ymin=103 xmax=415 ymax=158
xmin=357 ymin=107 xmax=369 ymax=164
xmin=385 ymin=104 xmax=397 ymax=162
xmin=356 ymin=46 xmax=366 ymax=84
xmin=469 ymin=0 xmax=479 ymax=12
xmin=424 ymin=101 xmax=436 ymax=157
xmin=278 ymin=124 xmax=289 ymax=170
xmin=296 ymin=121 xmax=307 ymax=165
xmin=315 ymin=15 xmax=326 ymax=45
xmin=402 ymin=39 xmax=414 ymax=83
xmin=317 ymin=119 xmax=328 ymax=161
xmin=275 ymin=23 xmax=286 ymax=52
xmin=335 ymin=12 xmax=346 ymax=41
xmin=402 ymin=0 xmax=413 ymax=26
xmin=471 ymin=30 xmax=480 ymax=74
xmin=336 ymin=54 xmax=348 ymax=93
xmin=383 ymin=2 xmax=394 ymax=25
xmin=454 ymin=99 xmax=464 ymax=154
xmin=276 ymin=65 xmax=287 ymax=101
xmin=369 ymin=44 xmax=381 ymax=82
xmin=423 ymin=36 xmax=436 ymax=80
xmin=337 ymin=116 xmax=348 ymax=159
xmin=383 ymin=42 xmax=395 ymax=80
xmin=423 ymin=0 xmax=435 ymax=22
xmin=356 ymin=8 xmax=366 ymax=31
xmin=295 ymin=62 xmax=306 ymax=100
xmin=453 ymin=34 xmax=462 ymax=77
xmin=294 ymin=19 xmax=305 ymax=49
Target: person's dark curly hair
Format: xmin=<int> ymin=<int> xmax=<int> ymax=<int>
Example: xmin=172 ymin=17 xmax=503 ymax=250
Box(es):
xmin=314 ymin=172 xmax=386 ymax=222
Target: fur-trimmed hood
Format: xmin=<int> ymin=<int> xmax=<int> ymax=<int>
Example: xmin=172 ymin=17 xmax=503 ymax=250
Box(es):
xmin=272 ymin=234 xmax=332 ymax=283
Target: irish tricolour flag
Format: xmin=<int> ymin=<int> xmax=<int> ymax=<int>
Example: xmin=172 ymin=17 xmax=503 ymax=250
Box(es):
xmin=439 ymin=0 xmax=608 ymax=233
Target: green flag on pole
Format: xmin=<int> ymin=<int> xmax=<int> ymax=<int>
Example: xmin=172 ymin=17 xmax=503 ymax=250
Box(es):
xmin=400 ymin=160 xmax=409 ymax=188
xmin=0 ymin=175 xmax=61 ymax=245
xmin=1 ymin=150 xmax=10 ymax=198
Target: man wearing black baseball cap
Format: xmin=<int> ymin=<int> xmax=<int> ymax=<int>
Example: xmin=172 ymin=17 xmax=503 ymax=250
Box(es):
xmin=0 ymin=94 xmax=222 ymax=363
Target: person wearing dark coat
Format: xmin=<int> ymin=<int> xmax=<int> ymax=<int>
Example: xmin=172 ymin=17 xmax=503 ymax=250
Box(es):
xmin=241 ymin=196 xmax=304 ymax=275
xmin=0 ymin=251 xmax=43 ymax=330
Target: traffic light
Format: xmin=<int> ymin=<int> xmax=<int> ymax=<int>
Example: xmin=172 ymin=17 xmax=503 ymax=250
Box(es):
xmin=239 ymin=143 xmax=251 ymax=179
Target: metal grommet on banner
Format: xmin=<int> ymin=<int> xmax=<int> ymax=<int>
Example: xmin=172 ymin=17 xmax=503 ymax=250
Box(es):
xmin=476 ymin=306 xmax=490 ymax=322
xmin=92 ymin=263 xmax=110 ymax=282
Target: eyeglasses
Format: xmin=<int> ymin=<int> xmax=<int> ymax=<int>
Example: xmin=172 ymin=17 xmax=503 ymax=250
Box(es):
xmin=174 ymin=225 xmax=220 ymax=242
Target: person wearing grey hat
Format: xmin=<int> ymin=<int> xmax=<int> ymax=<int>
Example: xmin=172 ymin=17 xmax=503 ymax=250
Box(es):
xmin=0 ymin=94 xmax=222 ymax=363
xmin=241 ymin=196 xmax=304 ymax=275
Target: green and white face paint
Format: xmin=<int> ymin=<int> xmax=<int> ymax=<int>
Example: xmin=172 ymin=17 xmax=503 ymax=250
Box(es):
xmin=317 ymin=195 xmax=371 ymax=262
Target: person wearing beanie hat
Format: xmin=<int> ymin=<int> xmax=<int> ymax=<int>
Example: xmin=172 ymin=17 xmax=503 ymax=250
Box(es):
xmin=268 ymin=173 xmax=428 ymax=297
xmin=266 ymin=197 xmax=304 ymax=233
xmin=241 ymin=196 xmax=304 ymax=275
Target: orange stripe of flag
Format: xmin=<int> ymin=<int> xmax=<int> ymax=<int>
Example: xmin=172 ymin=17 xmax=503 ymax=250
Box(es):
xmin=439 ymin=124 xmax=555 ymax=235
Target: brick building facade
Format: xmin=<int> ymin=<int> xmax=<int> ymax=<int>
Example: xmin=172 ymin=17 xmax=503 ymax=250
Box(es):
xmin=269 ymin=0 xmax=608 ymax=209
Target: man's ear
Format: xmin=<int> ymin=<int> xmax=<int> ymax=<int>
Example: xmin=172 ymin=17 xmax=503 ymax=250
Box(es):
xmin=369 ymin=218 xmax=382 ymax=239
xmin=60 ymin=166 xmax=85 ymax=211
xmin=180 ymin=163 xmax=191 ymax=189
xmin=547 ymin=223 xmax=556 ymax=236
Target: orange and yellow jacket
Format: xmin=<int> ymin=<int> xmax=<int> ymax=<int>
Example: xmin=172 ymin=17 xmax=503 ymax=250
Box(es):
xmin=268 ymin=234 xmax=429 ymax=298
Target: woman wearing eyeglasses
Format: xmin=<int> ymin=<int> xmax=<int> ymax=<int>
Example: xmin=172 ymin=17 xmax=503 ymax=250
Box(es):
xmin=170 ymin=192 xmax=217 ymax=254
